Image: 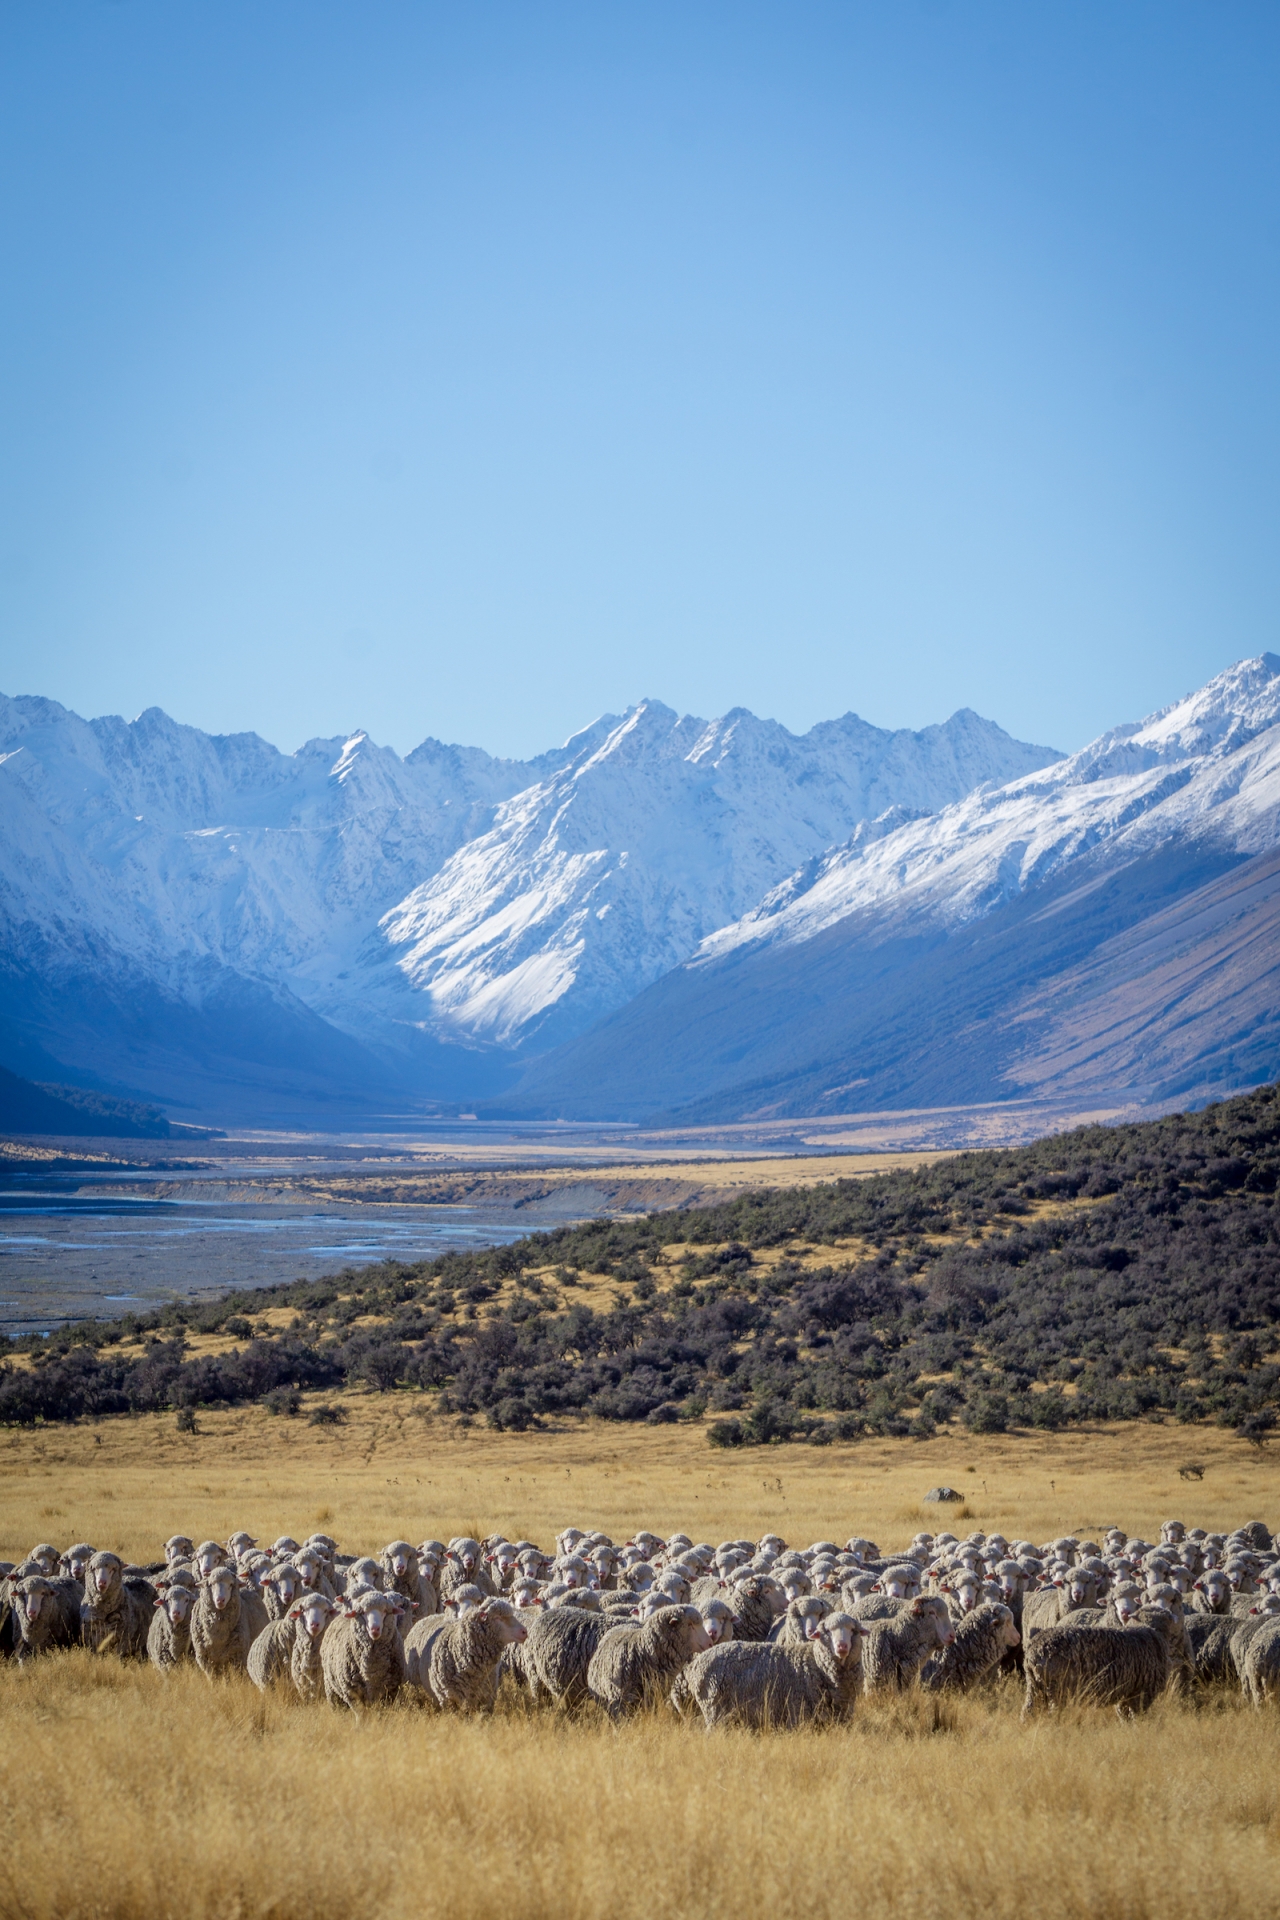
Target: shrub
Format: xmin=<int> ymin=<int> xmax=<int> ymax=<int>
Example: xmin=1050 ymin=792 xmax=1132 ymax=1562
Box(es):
xmin=175 ymin=1406 xmax=197 ymax=1433
xmin=964 ymin=1393 xmax=1010 ymax=1435
xmin=308 ymin=1404 xmax=347 ymax=1426
xmin=646 ymin=1402 xmax=680 ymax=1425
xmin=489 ymin=1396 xmax=536 ymax=1431
xmin=707 ymin=1418 xmax=745 ymax=1448
xmin=263 ymin=1386 xmax=301 ymax=1417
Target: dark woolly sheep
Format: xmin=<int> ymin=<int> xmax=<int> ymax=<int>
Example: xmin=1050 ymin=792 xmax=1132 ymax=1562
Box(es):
xmin=1193 ymin=1599 xmax=1280 ymax=1685
xmin=922 ymin=1603 xmax=1020 ymax=1693
xmin=861 ymin=1597 xmax=954 ymax=1694
xmin=723 ymin=1575 xmax=786 ymax=1643
xmin=190 ymin=1564 xmax=253 ymax=1677
xmin=1240 ymin=1616 xmax=1280 ymax=1706
xmin=10 ymin=1574 xmax=81 ymax=1664
xmin=418 ymin=1597 xmax=527 ymax=1713
xmin=321 ymin=1589 xmax=407 ymax=1710
xmin=587 ymin=1604 xmax=711 ymax=1721
xmin=671 ymin=1613 xmax=865 ymax=1729
xmin=147 ymin=1578 xmax=197 ymax=1674
xmin=1022 ymin=1608 xmax=1184 ymax=1717
xmin=81 ymin=1552 xmax=155 ymax=1659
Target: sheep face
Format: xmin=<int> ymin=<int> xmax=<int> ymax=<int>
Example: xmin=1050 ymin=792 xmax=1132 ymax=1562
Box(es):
xmin=385 ymin=1544 xmax=413 ymax=1579
xmin=292 ymin=1595 xmax=337 ymax=1640
xmin=356 ymin=1598 xmax=396 ymax=1642
xmin=88 ymin=1553 xmax=123 ymax=1598
xmin=822 ymin=1615 xmax=864 ymax=1663
xmin=159 ymin=1588 xmax=194 ymax=1627
xmin=271 ymin=1568 xmax=300 ymax=1607
xmin=194 ymin=1543 xmax=224 ymax=1579
xmin=206 ymin=1568 xmax=237 ymax=1613
xmin=62 ymin=1546 xmax=94 ymax=1583
xmin=479 ymin=1600 xmax=527 ymax=1646
xmin=911 ymin=1598 xmax=954 ymax=1648
xmin=295 ymin=1553 xmax=326 ymax=1590
xmin=20 ymin=1580 xmax=51 ymax=1625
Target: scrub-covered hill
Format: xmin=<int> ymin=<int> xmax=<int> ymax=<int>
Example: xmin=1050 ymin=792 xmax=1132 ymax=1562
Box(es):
xmin=5 ymin=1081 xmax=1280 ymax=1438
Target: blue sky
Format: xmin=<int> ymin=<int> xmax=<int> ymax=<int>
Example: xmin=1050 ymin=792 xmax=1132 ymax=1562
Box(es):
xmin=2 ymin=2 xmax=1279 ymax=760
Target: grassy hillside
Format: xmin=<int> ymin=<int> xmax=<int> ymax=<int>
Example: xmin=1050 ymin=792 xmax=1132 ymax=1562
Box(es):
xmin=5 ymin=1080 xmax=1280 ymax=1436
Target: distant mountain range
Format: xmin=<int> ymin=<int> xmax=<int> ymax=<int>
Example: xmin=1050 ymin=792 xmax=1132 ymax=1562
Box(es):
xmin=3 ymin=660 xmax=1279 ymax=1132
xmin=0 ymin=690 xmax=1055 ymax=1121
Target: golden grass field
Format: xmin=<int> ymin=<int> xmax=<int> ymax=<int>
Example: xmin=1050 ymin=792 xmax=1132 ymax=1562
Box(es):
xmin=2 ymin=1406 xmax=1280 ymax=1920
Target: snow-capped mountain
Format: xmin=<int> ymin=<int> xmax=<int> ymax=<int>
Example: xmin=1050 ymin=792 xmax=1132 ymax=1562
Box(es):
xmin=696 ymin=654 xmax=1280 ymax=963
xmin=367 ymin=700 xmax=1060 ymax=1048
xmin=0 ymin=689 xmax=1055 ymax=1114
xmin=505 ymin=655 xmax=1280 ymax=1124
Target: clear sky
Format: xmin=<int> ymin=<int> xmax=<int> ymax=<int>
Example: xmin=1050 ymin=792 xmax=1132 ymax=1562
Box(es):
xmin=2 ymin=2 xmax=1279 ymax=761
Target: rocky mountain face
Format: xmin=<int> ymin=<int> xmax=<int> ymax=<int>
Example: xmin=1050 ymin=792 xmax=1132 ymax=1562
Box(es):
xmin=366 ymin=700 xmax=1060 ymax=1050
xmin=507 ymin=656 xmax=1280 ymax=1123
xmin=0 ymin=691 xmax=1055 ymax=1117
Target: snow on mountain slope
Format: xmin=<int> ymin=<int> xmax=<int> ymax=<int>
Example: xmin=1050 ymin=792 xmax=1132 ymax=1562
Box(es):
xmin=0 ymin=691 xmax=1058 ymax=1088
xmin=697 ymin=656 xmax=1280 ymax=966
xmin=367 ymin=701 xmax=1061 ymax=1047
xmin=0 ymin=694 xmax=540 ymax=1001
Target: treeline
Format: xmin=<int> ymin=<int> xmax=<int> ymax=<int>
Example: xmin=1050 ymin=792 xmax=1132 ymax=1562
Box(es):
xmin=4 ymin=1083 xmax=1280 ymax=1439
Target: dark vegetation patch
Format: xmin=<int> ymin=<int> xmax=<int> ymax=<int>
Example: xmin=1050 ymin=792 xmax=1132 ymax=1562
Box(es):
xmin=5 ymin=1084 xmax=1280 ymax=1439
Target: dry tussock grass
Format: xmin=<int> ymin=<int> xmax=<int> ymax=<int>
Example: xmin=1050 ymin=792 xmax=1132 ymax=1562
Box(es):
xmin=2 ymin=1655 xmax=1278 ymax=1920
xmin=2 ymin=1409 xmax=1279 ymax=1919
xmin=3 ymin=1401 xmax=1277 ymax=1563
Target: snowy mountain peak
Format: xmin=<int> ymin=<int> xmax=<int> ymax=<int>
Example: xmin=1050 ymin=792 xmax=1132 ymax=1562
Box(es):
xmin=696 ymin=655 xmax=1280 ymax=969
xmin=368 ymin=701 xmax=1062 ymax=1048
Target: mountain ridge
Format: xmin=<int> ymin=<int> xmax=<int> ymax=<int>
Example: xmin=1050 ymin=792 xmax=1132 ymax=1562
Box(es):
xmin=503 ymin=656 xmax=1280 ymax=1124
xmin=0 ymin=690 xmax=1056 ymax=1115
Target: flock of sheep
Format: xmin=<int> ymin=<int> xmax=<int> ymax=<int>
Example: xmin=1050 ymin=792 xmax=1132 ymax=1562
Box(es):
xmin=4 ymin=1514 xmax=1280 ymax=1726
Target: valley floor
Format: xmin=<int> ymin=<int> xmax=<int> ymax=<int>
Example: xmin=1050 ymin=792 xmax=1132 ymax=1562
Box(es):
xmin=3 ymin=1412 xmax=1278 ymax=1920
